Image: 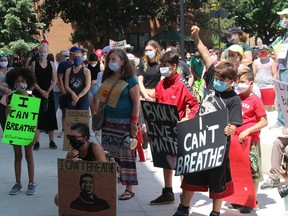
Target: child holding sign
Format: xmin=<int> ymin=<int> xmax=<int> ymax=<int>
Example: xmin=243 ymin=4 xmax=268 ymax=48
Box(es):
xmin=5 ymin=67 xmax=37 ymax=195
xmin=150 ymin=50 xmax=199 ymax=205
xmin=173 ymin=26 xmax=242 ymax=216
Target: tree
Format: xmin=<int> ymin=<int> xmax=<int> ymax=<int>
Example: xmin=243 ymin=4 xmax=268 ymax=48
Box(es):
xmin=0 ymin=0 xmax=45 ymax=61
xmin=233 ymin=0 xmax=288 ymax=45
xmin=39 ymin=0 xmax=214 ymax=49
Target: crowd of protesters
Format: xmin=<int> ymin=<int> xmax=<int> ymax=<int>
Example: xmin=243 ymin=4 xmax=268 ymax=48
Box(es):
xmin=0 ymin=6 xmax=288 ymax=216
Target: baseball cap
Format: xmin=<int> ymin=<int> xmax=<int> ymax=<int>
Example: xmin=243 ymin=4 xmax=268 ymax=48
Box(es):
xmin=226 ymin=27 xmax=243 ymax=35
xmin=69 ymin=46 xmax=81 ymax=53
xmin=277 ymin=8 xmax=288 ymax=15
xmin=102 ymin=46 xmax=111 ymax=54
xmin=259 ymin=44 xmax=269 ymax=50
xmin=95 ymin=49 xmax=103 ymax=58
xmin=228 ymin=44 xmax=244 ymax=56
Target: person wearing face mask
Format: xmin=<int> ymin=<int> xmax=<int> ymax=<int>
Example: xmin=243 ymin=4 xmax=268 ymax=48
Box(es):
xmin=31 ymin=43 xmax=58 ymax=151
xmin=5 ymin=67 xmax=37 ymax=196
xmin=27 ymin=39 xmax=54 ymax=67
xmin=149 ymin=50 xmax=199 ymax=205
xmin=87 ymin=53 xmax=101 ymax=116
xmin=96 ymin=48 xmax=140 ymax=201
xmin=173 ymin=26 xmax=242 ymax=216
xmin=138 ymin=40 xmax=162 ymax=101
xmin=221 ymin=27 xmax=253 ymax=67
xmin=227 ymin=66 xmax=267 ymax=213
xmin=137 ymin=40 xmax=162 ymax=161
xmin=54 ymin=122 xmax=107 ymax=206
xmin=81 ymin=48 xmax=89 ymax=66
xmin=270 ymin=8 xmax=288 ymax=129
xmin=0 ymin=53 xmax=12 ymax=131
xmin=252 ymin=45 xmax=277 ymax=112
xmin=64 ymin=50 xmax=91 ymax=110
xmin=57 ymin=46 xmax=80 ymax=138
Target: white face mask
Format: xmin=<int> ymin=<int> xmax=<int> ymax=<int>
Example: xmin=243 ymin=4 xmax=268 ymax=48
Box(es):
xmin=235 ymin=83 xmax=250 ymax=94
xmin=145 ymin=50 xmax=156 ymax=59
xmin=160 ymin=67 xmax=173 ymax=77
xmin=0 ymin=61 xmax=8 ymax=68
xmin=90 ymin=64 xmax=97 ymax=67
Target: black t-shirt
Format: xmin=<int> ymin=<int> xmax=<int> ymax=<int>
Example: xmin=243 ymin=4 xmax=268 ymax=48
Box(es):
xmin=177 ymin=60 xmax=192 ymax=80
xmin=200 ymin=64 xmax=242 ymax=126
xmin=88 ymin=63 xmax=100 ymax=81
xmin=137 ymin=60 xmax=161 ymax=89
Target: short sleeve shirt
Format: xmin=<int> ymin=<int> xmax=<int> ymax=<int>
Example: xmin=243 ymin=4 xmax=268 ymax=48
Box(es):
xmin=137 ymin=61 xmax=161 ymax=89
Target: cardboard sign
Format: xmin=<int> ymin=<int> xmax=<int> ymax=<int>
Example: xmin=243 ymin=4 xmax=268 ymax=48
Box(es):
xmin=2 ymin=94 xmax=40 ymax=146
xmin=109 ymin=39 xmax=127 ymax=49
xmin=96 ymin=78 xmax=128 ymax=108
xmin=58 ymin=159 xmax=117 ymax=216
xmin=175 ymin=108 xmax=228 ymax=175
xmin=63 ymin=110 xmax=89 ymax=151
xmin=224 ymin=135 xmax=256 ymax=208
xmin=274 ymin=80 xmax=288 ymax=126
xmin=141 ymin=101 xmax=179 ymax=169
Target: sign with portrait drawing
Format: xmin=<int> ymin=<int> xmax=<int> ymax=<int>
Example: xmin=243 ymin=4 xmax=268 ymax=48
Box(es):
xmin=58 ymin=159 xmax=117 ymax=216
xmin=63 ymin=109 xmax=89 ymax=151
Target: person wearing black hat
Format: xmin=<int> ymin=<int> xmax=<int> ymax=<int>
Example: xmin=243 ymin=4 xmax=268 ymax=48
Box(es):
xmin=220 ymin=27 xmax=253 ymax=67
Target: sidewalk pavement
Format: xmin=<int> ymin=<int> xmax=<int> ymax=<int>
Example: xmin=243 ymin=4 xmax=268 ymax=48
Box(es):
xmin=0 ymin=110 xmax=288 ymax=216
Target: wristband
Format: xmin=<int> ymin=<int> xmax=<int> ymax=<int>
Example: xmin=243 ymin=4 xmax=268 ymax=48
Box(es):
xmin=130 ymin=116 xmax=139 ymax=124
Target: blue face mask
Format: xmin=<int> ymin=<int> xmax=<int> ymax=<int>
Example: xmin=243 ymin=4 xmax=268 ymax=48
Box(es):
xmin=108 ymin=62 xmax=120 ymax=72
xmin=213 ymin=79 xmax=228 ymax=92
xmin=279 ymin=20 xmax=287 ymax=29
xmin=74 ymin=57 xmax=82 ymax=66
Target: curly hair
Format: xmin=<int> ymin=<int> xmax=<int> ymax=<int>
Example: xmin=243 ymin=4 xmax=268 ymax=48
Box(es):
xmin=6 ymin=67 xmax=36 ymax=90
xmin=102 ymin=48 xmax=136 ymax=82
xmin=143 ymin=40 xmax=161 ymax=71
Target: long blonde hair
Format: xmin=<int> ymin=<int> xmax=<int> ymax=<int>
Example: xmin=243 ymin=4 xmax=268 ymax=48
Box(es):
xmin=143 ymin=40 xmax=161 ymax=71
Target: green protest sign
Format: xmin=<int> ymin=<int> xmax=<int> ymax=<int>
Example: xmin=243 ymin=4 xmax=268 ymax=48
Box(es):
xmin=2 ymin=94 xmax=40 ymax=146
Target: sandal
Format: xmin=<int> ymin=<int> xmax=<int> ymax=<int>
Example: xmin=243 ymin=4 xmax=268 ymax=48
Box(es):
xmin=119 ymin=189 xmax=135 ymax=200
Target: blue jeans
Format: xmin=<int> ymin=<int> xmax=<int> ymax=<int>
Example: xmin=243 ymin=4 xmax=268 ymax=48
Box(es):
xmin=54 ymin=91 xmax=61 ymax=112
xmin=277 ymin=69 xmax=288 ymax=126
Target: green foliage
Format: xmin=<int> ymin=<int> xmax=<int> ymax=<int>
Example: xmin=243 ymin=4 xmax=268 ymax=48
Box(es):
xmin=0 ymin=0 xmax=44 ymax=60
xmin=234 ymin=0 xmax=288 ymax=44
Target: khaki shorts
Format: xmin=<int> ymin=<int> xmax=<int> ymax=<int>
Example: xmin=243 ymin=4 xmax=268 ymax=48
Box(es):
xmin=250 ymin=141 xmax=263 ymax=183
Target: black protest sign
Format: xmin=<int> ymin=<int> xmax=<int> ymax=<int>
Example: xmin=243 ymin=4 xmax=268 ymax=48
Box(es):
xmin=175 ymin=108 xmax=228 ymax=175
xmin=141 ymin=101 xmax=180 ymax=169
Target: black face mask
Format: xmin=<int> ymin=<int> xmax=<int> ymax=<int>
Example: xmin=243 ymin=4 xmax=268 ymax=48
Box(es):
xmin=67 ymin=135 xmax=85 ymax=149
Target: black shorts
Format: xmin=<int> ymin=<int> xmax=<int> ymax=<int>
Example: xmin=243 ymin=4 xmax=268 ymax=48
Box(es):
xmin=181 ymin=156 xmax=234 ymax=199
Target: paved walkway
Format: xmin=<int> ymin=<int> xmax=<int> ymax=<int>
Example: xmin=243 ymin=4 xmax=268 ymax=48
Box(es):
xmin=0 ymin=110 xmax=288 ymax=216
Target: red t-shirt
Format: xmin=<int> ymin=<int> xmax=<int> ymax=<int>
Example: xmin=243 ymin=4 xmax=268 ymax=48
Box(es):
xmin=235 ymin=93 xmax=266 ymax=142
xmin=155 ymin=73 xmax=199 ymax=120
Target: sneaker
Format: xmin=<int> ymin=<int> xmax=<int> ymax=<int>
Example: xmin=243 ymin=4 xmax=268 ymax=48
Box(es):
xmin=33 ymin=142 xmax=40 ymax=151
xmin=27 ymin=183 xmax=36 ymax=195
xmin=150 ymin=188 xmax=175 ymax=205
xmin=49 ymin=141 xmax=57 ymax=149
xmin=260 ymin=178 xmax=280 ymax=190
xmin=173 ymin=204 xmax=189 ymax=216
xmin=57 ymin=130 xmax=64 ymax=138
xmin=210 ymin=211 xmax=220 ymax=216
xmin=10 ymin=183 xmax=23 ymax=195
xmin=226 ymin=203 xmax=242 ymax=209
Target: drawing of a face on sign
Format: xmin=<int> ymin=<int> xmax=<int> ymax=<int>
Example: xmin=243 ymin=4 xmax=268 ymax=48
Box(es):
xmin=70 ymin=173 xmax=110 ymax=212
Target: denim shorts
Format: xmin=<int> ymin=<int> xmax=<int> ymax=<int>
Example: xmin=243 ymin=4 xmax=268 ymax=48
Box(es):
xmin=89 ymin=83 xmax=100 ymax=98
